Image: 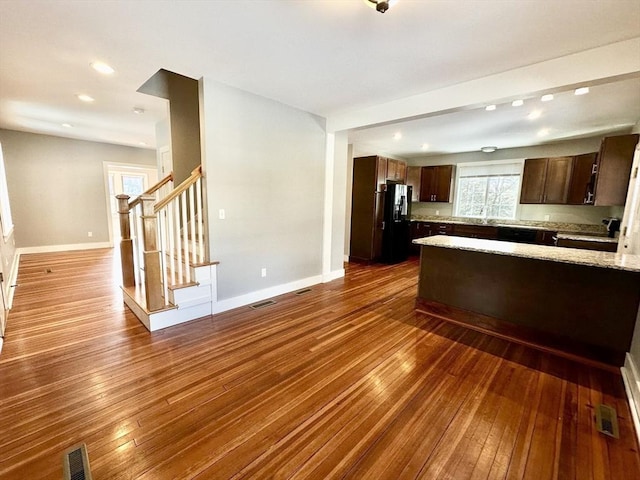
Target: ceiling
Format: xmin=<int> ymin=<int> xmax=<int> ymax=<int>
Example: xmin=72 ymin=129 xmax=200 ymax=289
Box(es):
xmin=0 ymin=0 xmax=639 ymax=155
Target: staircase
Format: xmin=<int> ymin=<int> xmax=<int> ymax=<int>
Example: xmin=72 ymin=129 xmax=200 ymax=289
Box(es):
xmin=117 ymin=166 xmax=218 ymax=331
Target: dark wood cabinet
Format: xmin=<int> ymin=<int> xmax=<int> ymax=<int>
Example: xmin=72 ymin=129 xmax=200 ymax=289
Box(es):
xmin=349 ymin=156 xmax=386 ymax=262
xmin=383 ymin=157 xmax=407 ymax=183
xmin=536 ymin=230 xmax=558 ymax=246
xmin=419 ymin=165 xmax=453 ymax=202
xmin=406 ymin=167 xmax=421 ymax=202
xmin=557 ymin=238 xmax=618 ymax=252
xmin=520 ymin=157 xmax=572 ymax=204
xmin=453 ymin=224 xmax=498 ymax=239
xmin=593 ymin=134 xmax=639 ymax=206
xmin=567 ymin=153 xmax=597 ymax=205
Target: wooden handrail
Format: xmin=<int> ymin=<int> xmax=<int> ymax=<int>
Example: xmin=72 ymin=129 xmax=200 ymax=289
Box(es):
xmin=154 ymin=166 xmax=202 ymax=213
xmin=129 ymin=172 xmax=174 ymax=208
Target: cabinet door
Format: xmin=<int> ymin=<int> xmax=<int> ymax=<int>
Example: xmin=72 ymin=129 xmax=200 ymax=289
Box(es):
xmin=567 ymin=153 xmax=597 ymax=205
xmin=434 ymin=165 xmax=453 ymax=202
xmin=544 ymin=156 xmax=573 ymax=204
xmin=376 ymin=156 xmax=387 ymax=188
xmin=594 ymin=134 xmax=639 ymax=206
xmin=406 ymin=167 xmax=421 ymax=201
xmin=397 ymin=161 xmax=407 ymax=182
xmin=520 ymin=158 xmax=547 ymax=203
xmin=419 ymin=167 xmax=436 ymax=201
xmin=386 ymin=158 xmax=398 ymax=181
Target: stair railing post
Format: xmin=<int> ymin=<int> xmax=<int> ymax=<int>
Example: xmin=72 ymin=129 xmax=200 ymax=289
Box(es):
xmin=116 ymin=194 xmax=135 ymax=288
xmin=140 ymin=194 xmax=164 ymax=311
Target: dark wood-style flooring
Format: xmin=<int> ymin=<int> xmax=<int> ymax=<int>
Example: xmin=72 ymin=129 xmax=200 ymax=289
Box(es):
xmin=0 ymin=249 xmax=638 ymax=479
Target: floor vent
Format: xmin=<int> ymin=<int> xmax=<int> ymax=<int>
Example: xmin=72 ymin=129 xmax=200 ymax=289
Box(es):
xmin=295 ymin=288 xmax=312 ymax=296
xmin=595 ymin=404 xmax=619 ymax=438
xmin=63 ymin=443 xmax=92 ymax=480
xmin=250 ymin=300 xmax=276 ymax=310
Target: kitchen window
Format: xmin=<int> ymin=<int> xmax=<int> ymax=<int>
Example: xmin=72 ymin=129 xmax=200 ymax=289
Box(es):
xmin=454 ymin=160 xmax=523 ymax=220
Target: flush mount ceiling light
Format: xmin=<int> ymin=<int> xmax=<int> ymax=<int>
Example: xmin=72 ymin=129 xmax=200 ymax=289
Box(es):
xmin=393 ymin=132 xmax=402 ymax=140
xmin=91 ymin=61 xmax=114 ymax=75
xmin=512 ymin=99 xmax=524 ymax=107
xmin=61 ymin=123 xmax=73 ymax=128
xmin=541 ymin=94 xmax=554 ymax=102
xmin=363 ymin=0 xmax=397 ymax=13
xmin=77 ymin=93 xmax=95 ymax=103
xmin=574 ymin=87 xmax=590 ymax=96
xmin=537 ymin=128 xmax=550 ymax=137
xmin=133 ymin=107 xmax=145 ymax=115
xmin=485 ymin=104 xmax=496 ymax=111
xmin=421 ymin=143 xmax=429 ymax=151
xmin=481 ymin=146 xmax=497 ymax=153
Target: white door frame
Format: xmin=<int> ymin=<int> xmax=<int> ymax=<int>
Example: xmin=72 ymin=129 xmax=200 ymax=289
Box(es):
xmin=103 ymin=162 xmax=159 ymax=247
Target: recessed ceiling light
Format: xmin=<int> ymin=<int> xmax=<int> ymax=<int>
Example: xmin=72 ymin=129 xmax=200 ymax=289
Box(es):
xmin=480 ymin=146 xmax=497 ymax=153
xmin=574 ymin=87 xmax=589 ymax=96
xmin=133 ymin=107 xmax=145 ymax=115
xmin=91 ymin=61 xmax=115 ymax=75
xmin=485 ymin=104 xmax=496 ymax=111
xmin=541 ymin=94 xmax=554 ymax=102
xmin=537 ymin=128 xmax=550 ymax=137
xmin=62 ymin=123 xmax=73 ymax=128
xmin=421 ymin=143 xmax=429 ymax=151
xmin=393 ymin=132 xmax=402 ymax=140
xmin=77 ymin=94 xmax=95 ymax=103
xmin=138 ymin=142 xmax=148 ymax=146
xmin=512 ymin=99 xmax=524 ymax=107
xmin=527 ymin=110 xmax=542 ymax=120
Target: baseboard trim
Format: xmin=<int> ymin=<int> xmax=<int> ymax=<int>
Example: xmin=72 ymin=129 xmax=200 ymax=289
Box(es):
xmin=213 ymin=274 xmax=323 ymax=315
xmin=17 ymin=242 xmax=112 ymax=255
xmin=6 ymin=249 xmax=20 ymax=309
xmin=621 ymin=353 xmax=640 ymax=447
xmin=323 ymin=268 xmax=345 ymax=283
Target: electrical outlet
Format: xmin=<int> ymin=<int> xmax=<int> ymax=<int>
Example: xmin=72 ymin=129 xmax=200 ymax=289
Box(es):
xmin=219 ymin=209 xmax=225 ymax=220
xmin=87 ymin=231 xmax=93 ymax=237
xmin=261 ymin=268 xmax=267 ymax=278
xmin=544 ymin=215 xmax=550 ymax=221
xmin=436 ymin=210 xmax=439 ymax=215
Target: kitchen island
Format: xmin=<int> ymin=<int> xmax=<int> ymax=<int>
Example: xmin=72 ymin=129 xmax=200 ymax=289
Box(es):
xmin=414 ymin=235 xmax=640 ymax=369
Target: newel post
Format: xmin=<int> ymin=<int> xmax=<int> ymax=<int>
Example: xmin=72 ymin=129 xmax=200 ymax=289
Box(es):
xmin=140 ymin=194 xmax=164 ymax=311
xmin=116 ymin=194 xmax=135 ymax=288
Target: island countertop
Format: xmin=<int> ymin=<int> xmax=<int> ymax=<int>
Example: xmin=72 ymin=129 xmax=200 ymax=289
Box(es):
xmin=413 ymin=235 xmax=640 ymax=273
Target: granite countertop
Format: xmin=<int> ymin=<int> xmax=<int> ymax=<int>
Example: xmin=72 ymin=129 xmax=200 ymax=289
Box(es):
xmin=413 ymin=235 xmax=640 ymax=273
xmin=409 ymin=215 xmax=607 ymax=236
xmin=556 ymin=233 xmax=618 ymax=244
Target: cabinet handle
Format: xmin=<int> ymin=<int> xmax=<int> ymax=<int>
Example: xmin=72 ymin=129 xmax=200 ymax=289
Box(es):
xmin=591 ymin=164 xmax=598 ymax=175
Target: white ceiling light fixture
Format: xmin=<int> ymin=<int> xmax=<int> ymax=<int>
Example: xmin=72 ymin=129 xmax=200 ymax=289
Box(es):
xmin=485 ymin=104 xmax=496 ymax=111
xmin=90 ymin=61 xmax=115 ymax=75
xmin=574 ymin=87 xmax=590 ymax=96
xmin=537 ymin=128 xmax=550 ymax=137
xmin=481 ymin=146 xmax=497 ymax=153
xmin=393 ymin=132 xmax=402 ymax=140
xmin=62 ymin=123 xmax=73 ymax=128
xmin=421 ymin=143 xmax=429 ymax=150
xmin=132 ymin=107 xmax=145 ymax=115
xmin=77 ymin=94 xmax=95 ymax=103
xmin=363 ymin=0 xmax=398 ymax=13
xmin=512 ymin=99 xmax=524 ymax=107
xmin=541 ymin=94 xmax=554 ymax=102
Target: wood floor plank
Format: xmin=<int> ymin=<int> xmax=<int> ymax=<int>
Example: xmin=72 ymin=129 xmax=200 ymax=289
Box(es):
xmin=0 ymin=249 xmax=638 ymax=479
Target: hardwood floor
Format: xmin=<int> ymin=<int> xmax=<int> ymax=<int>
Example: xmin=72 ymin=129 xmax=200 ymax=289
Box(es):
xmin=0 ymin=248 xmax=638 ymax=479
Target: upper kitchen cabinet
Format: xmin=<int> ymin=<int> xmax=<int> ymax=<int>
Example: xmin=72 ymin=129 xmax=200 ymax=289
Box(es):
xmin=520 ymin=156 xmax=573 ymax=204
xmin=419 ymin=165 xmax=454 ymax=202
xmin=593 ymin=134 xmax=639 ymax=206
xmin=386 ymin=158 xmax=407 ymax=183
xmin=567 ymin=152 xmax=597 ymax=205
xmin=406 ymin=167 xmax=421 ymax=202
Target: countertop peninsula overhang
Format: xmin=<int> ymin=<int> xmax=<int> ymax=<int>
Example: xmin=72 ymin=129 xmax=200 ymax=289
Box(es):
xmin=413 ymin=235 xmax=639 ymax=272
xmin=414 ymin=235 xmax=640 ymax=368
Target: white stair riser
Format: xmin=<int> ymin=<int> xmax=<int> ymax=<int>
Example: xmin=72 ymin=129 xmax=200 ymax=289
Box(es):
xmin=169 ymin=283 xmax=212 ymax=305
xmin=148 ymin=302 xmax=213 ymax=331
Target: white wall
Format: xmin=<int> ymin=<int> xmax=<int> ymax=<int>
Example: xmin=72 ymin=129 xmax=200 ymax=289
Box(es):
xmin=200 ymin=79 xmax=326 ymax=302
xmin=0 ymin=129 xmax=156 ymax=249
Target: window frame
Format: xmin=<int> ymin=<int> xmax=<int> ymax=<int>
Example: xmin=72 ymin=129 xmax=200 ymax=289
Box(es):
xmin=453 ymin=159 xmax=525 ymax=221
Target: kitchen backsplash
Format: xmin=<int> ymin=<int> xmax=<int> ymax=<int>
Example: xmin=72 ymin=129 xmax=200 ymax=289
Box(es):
xmin=411 ymin=202 xmax=623 ymax=226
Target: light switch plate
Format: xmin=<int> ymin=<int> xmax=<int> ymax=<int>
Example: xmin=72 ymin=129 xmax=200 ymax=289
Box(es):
xmin=219 ymin=209 xmax=225 ymax=220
